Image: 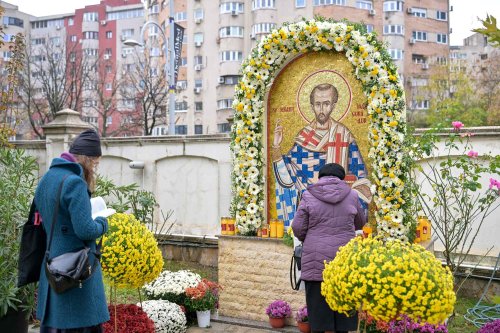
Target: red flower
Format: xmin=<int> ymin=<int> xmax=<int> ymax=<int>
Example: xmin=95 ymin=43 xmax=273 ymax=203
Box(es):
xmin=103 ymin=304 xmax=155 ymax=333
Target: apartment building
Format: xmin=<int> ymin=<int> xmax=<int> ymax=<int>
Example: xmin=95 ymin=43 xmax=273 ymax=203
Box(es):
xmin=152 ymin=0 xmax=449 ymax=134
xmin=1 ymin=0 xmax=147 ymax=138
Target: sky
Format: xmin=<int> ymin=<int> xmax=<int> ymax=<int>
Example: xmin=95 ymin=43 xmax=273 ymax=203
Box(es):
xmin=3 ymin=0 xmax=500 ymax=46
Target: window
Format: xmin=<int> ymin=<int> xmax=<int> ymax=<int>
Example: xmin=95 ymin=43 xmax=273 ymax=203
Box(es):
xmin=181 ymin=57 xmax=187 ymax=66
xmin=105 ymin=83 xmax=112 ymax=90
xmin=106 ymin=9 xmax=144 ymax=21
xmin=388 ymin=49 xmax=403 ymax=60
xmin=84 ymin=48 xmax=99 ymax=56
xmin=122 ymin=29 xmax=134 ymax=38
xmin=437 ymin=33 xmax=447 ymax=44
xmin=252 ymin=23 xmax=276 ymax=35
xmin=412 ymin=54 xmax=425 ymax=64
xmin=356 ymin=1 xmax=372 ymax=10
xmin=296 ymin=0 xmax=306 ymax=7
xmin=194 ymin=55 xmax=203 ymax=65
xmin=436 ymin=11 xmax=447 ymax=21
xmin=410 ymin=78 xmax=428 ymax=87
xmin=220 ymin=2 xmax=244 ymax=14
xmin=106 ymin=31 xmax=113 ymax=39
xmin=175 ymin=101 xmax=188 ymax=111
xmin=83 ymin=12 xmax=99 ymax=22
xmin=83 ymin=31 xmax=99 ymax=40
xmin=2 ymin=34 xmax=13 ymax=42
xmin=68 ymin=18 xmax=74 ymax=26
xmin=252 ymin=0 xmax=276 ymax=9
xmin=83 ymin=116 xmax=98 ymax=125
xmin=106 ymin=65 xmax=112 ymax=73
xmin=183 ymin=34 xmax=188 ymax=44
xmin=104 ymin=48 xmax=112 ymax=56
xmin=50 ymin=37 xmax=61 ymax=45
xmin=152 ymin=126 xmax=167 ymax=136
xmin=412 ymin=100 xmax=429 ymax=110
xmin=219 ymin=26 xmax=244 ymax=38
xmin=106 ymin=116 xmax=113 ymax=126
xmin=2 ymin=16 xmax=24 ymax=28
xmin=195 ymin=79 xmax=203 ymax=88
xmin=217 ymin=99 xmax=234 ymax=110
xmin=194 ymin=8 xmax=204 ymax=20
xmin=122 ymin=47 xmax=134 ymax=55
xmin=70 ymin=35 xmax=77 ymax=42
xmin=176 ymin=80 xmax=187 ymax=89
xmin=383 ymin=25 xmax=404 ymax=35
xmin=150 ymin=48 xmax=161 ymax=57
xmin=175 ymin=12 xmax=187 ymax=21
xmin=313 ymin=0 xmax=346 ymax=5
xmin=149 ymin=4 xmax=160 ymax=14
xmin=412 ymin=31 xmax=427 ymax=41
xmin=149 ymin=25 xmax=159 ymax=36
xmin=218 ymin=123 xmax=231 ymax=133
xmin=222 ymin=75 xmax=241 ymax=85
xmin=383 ymin=1 xmax=403 ymax=12
xmin=31 ymin=38 xmax=46 ymax=45
xmin=195 ymin=125 xmax=203 ymax=134
xmin=365 ymin=25 xmax=374 ymax=33
xmin=123 ymin=99 xmax=135 ymax=107
xmin=175 ymin=125 xmax=187 ymax=134
xmin=195 ymin=102 xmax=203 ymax=112
xmin=194 ymin=33 xmax=204 ymax=43
xmin=83 ymin=100 xmax=98 ymax=107
xmin=220 ymin=51 xmax=243 ymax=62
xmin=436 ymin=56 xmax=447 ymax=65
xmin=411 ymin=7 xmax=427 ymax=18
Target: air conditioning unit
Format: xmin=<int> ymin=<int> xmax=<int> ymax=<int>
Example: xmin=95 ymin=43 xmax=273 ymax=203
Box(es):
xmin=231 ymin=10 xmax=238 ymax=16
xmin=3 ymin=23 xmax=8 ymax=28
xmin=369 ymin=9 xmax=376 ymax=16
xmin=421 ymin=63 xmax=429 ymax=70
xmin=194 ymin=41 xmax=203 ymax=47
xmin=407 ymin=7 xmax=413 ymax=14
xmin=409 ymin=38 xmax=415 ymax=44
xmin=104 ymin=54 xmax=110 ymax=60
xmin=218 ymin=76 xmax=225 ymax=84
xmin=195 ymin=18 xmax=203 ymax=24
xmin=216 ymin=37 xmax=220 ymax=44
xmin=121 ymin=53 xmax=127 ymax=58
xmin=176 ymin=82 xmax=186 ymax=89
xmin=194 ymin=87 xmax=202 ymax=94
xmin=56 ymin=25 xmax=61 ymax=30
xmin=121 ymin=35 xmax=126 ymax=41
xmin=250 ymin=33 xmax=255 ymax=40
xmin=449 ymin=28 xmax=453 ymax=34
xmin=122 ymin=69 xmax=127 ymax=75
xmin=194 ymin=64 xmax=202 ymax=71
xmin=101 ymin=20 xmax=107 ymax=26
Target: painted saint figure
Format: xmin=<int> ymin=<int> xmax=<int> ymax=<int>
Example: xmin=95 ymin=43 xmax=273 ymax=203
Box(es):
xmin=271 ymin=83 xmax=372 ymax=227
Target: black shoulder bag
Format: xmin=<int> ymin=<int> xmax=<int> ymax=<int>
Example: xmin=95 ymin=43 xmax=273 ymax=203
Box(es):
xmin=17 ymin=200 xmax=46 ymax=287
xmin=45 ymin=176 xmax=102 ymax=294
xmin=290 ymin=243 xmax=303 ymax=291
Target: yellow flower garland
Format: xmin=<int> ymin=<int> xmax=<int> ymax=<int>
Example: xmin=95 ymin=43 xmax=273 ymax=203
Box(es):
xmin=321 ymin=237 xmax=455 ymax=324
xmin=101 ymin=213 xmax=164 ymax=288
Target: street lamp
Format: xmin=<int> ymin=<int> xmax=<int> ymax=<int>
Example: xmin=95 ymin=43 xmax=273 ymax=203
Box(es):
xmin=124 ymin=18 xmax=176 ymax=135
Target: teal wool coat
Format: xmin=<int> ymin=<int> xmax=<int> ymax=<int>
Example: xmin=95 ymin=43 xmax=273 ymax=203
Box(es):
xmin=34 ymin=158 xmax=109 ymax=329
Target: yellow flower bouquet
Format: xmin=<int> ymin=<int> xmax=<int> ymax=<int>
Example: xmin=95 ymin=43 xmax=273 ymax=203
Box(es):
xmin=101 ymin=213 xmax=164 ymax=288
xmin=321 ymin=237 xmax=455 ymax=325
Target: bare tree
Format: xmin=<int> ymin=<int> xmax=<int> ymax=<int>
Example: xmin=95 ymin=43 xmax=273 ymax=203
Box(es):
xmin=17 ymin=34 xmax=96 ymax=138
xmin=121 ymin=44 xmax=168 ymax=136
xmin=471 ymin=51 xmax=500 ymax=125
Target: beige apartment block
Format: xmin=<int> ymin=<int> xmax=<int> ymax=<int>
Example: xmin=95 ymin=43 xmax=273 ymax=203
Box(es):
xmin=152 ymin=0 xmax=450 ymax=135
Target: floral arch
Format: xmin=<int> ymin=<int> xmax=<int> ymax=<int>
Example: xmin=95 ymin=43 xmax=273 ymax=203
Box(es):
xmin=230 ymin=18 xmax=411 ymax=241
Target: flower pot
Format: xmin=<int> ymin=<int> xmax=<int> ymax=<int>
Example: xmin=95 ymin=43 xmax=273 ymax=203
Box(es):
xmin=297 ymin=321 xmax=311 ymax=333
xmin=269 ymin=316 xmax=286 ymax=328
xmin=196 ymin=310 xmax=211 ymax=328
xmin=0 ymin=308 xmax=29 ymax=333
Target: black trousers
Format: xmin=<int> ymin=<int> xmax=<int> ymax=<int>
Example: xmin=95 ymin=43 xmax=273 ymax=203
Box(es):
xmin=40 ymin=324 xmax=103 ymax=333
xmin=305 ymin=281 xmax=358 ymax=333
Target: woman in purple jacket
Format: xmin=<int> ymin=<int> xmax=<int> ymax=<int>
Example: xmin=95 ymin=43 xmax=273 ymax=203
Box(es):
xmin=292 ymin=163 xmax=366 ymax=333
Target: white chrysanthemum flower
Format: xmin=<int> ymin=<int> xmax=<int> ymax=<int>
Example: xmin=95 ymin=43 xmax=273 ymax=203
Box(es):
xmin=247 ymin=166 xmax=259 ymax=179
xmin=246 ymin=203 xmax=258 ymax=214
xmin=140 ymin=300 xmax=187 ymax=333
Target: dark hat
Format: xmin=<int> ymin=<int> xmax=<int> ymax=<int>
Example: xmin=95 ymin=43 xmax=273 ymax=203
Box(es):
xmin=69 ymin=129 xmax=102 ymax=157
xmin=318 ymin=163 xmax=345 ymax=180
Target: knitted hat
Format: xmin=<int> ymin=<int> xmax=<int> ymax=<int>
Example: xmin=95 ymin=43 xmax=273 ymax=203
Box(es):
xmin=69 ymin=129 xmax=102 ymax=157
xmin=318 ymin=163 xmax=345 ymax=180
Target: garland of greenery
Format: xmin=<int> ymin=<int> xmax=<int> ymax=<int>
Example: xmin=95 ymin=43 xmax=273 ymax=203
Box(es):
xmin=231 ymin=18 xmax=411 ymax=240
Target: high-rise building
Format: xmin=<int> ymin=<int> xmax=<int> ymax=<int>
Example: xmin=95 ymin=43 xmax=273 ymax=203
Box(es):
xmin=2 ymin=0 xmax=451 ymax=137
xmin=153 ymin=0 xmax=450 ymax=134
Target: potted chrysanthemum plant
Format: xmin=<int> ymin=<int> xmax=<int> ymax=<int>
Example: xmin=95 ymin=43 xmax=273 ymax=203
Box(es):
xmin=265 ymin=300 xmax=291 ymax=328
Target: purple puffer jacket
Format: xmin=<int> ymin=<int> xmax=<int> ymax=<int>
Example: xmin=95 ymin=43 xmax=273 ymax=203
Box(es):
xmin=292 ymin=176 xmax=366 ymax=281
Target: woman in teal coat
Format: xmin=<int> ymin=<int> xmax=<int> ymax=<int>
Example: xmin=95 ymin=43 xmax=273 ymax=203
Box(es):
xmin=35 ymin=129 xmax=109 ymax=332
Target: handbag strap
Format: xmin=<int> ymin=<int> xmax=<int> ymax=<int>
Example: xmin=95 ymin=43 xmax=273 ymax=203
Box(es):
xmin=46 ymin=175 xmax=70 ymax=259
xmin=27 ymin=199 xmax=37 ymax=225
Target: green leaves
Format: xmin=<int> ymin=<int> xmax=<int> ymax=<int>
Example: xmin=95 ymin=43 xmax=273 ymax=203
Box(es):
xmin=473 ymin=14 xmax=500 ymax=47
